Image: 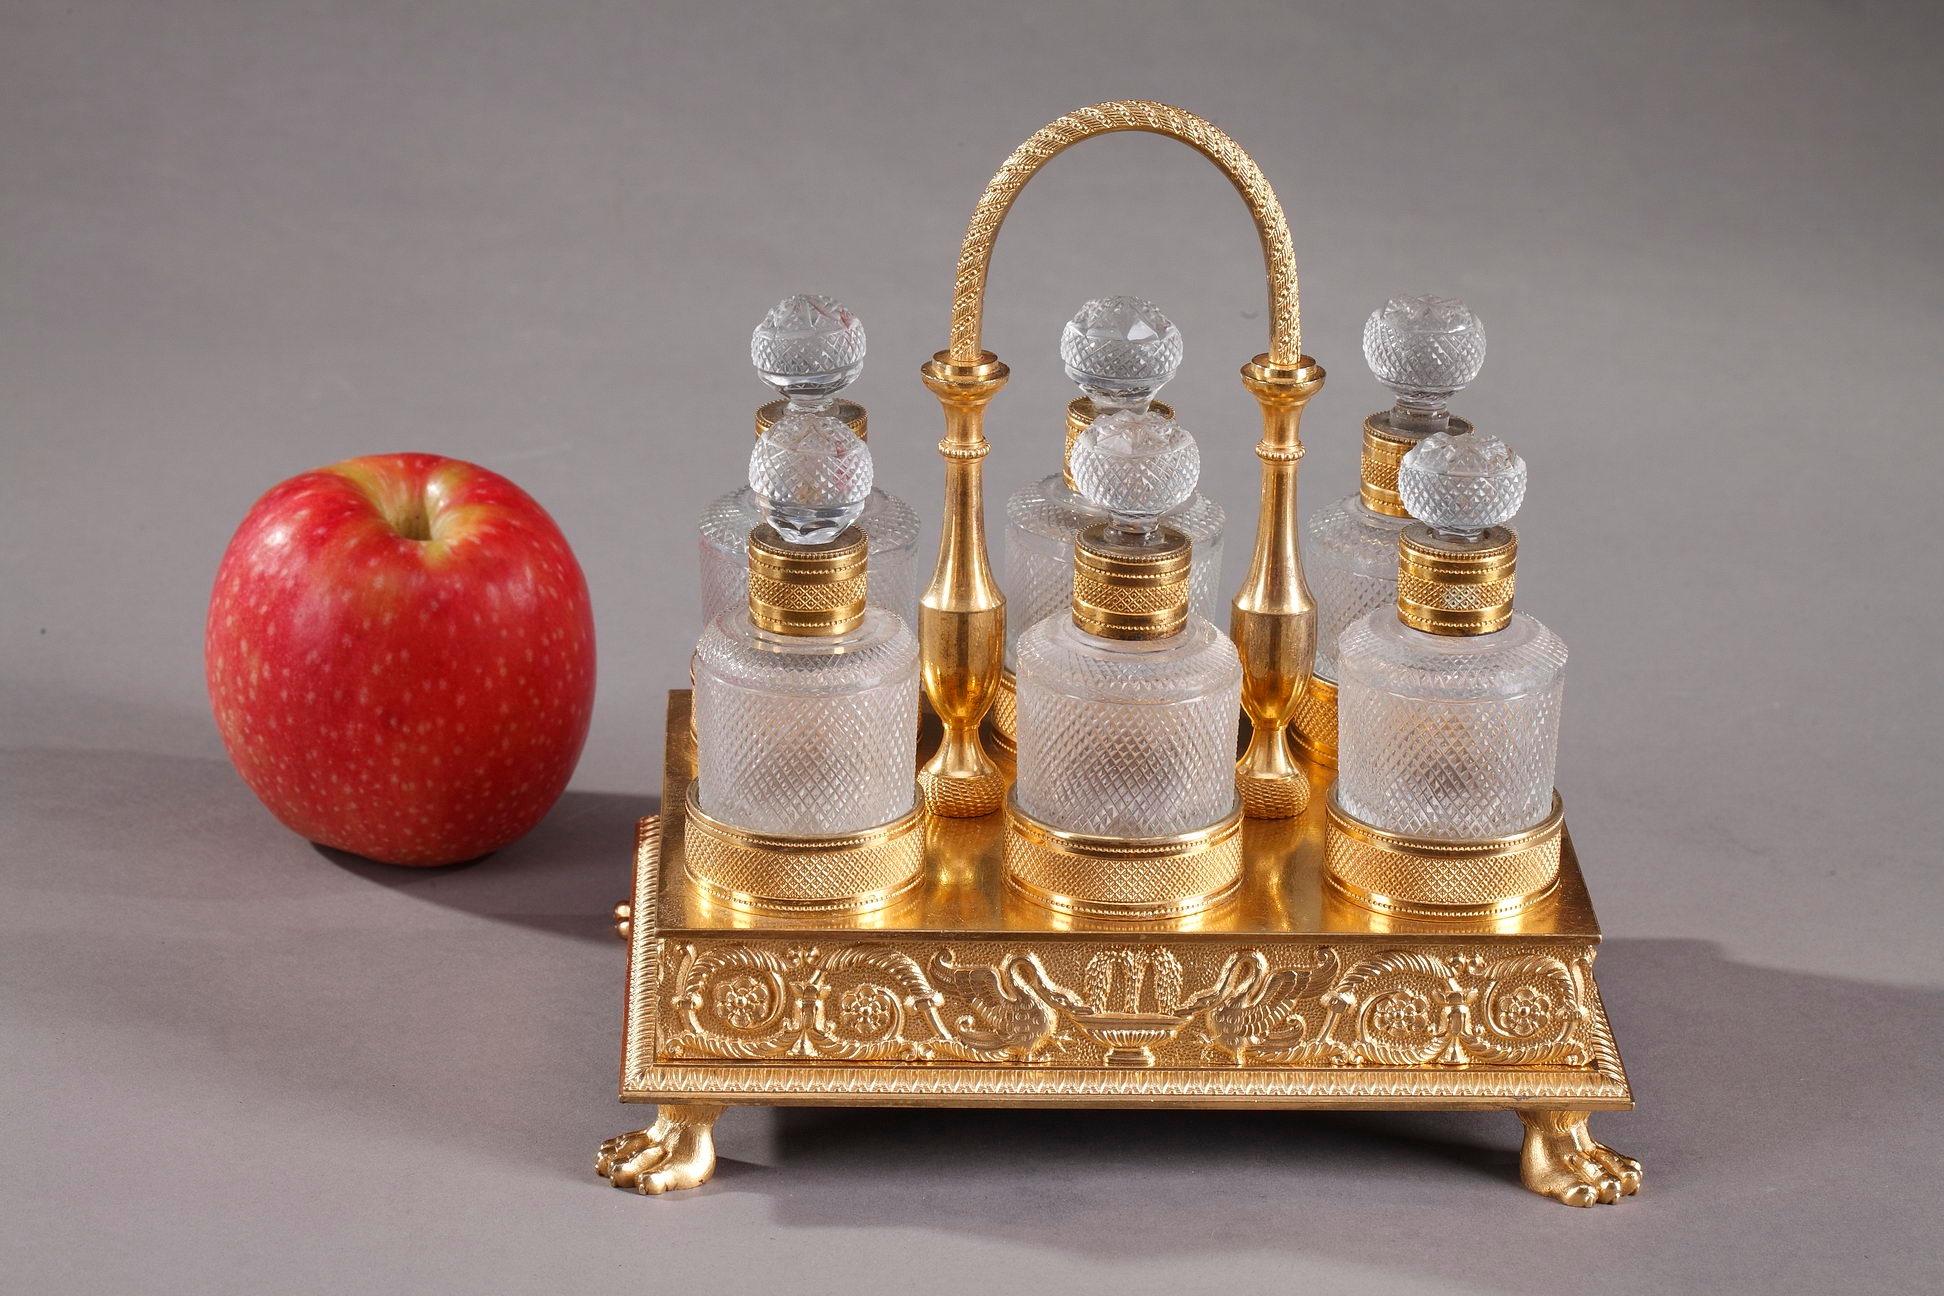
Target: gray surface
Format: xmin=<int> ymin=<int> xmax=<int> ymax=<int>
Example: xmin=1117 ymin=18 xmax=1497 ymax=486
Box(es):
xmin=3 ymin=1 xmax=1940 ymax=1292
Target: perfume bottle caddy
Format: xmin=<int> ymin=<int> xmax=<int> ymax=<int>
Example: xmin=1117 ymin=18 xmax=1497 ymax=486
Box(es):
xmin=601 ymin=100 xmax=1641 ymax=1212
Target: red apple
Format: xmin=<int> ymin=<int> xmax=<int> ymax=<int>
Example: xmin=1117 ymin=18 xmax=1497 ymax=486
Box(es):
xmin=206 ymin=453 xmax=596 ymax=865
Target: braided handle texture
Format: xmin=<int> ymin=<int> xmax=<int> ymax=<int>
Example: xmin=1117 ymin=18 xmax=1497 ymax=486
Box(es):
xmin=947 ymin=100 xmax=1301 ymax=366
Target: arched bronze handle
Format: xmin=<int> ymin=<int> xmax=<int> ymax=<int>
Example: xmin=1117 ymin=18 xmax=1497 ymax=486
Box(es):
xmin=946 ymin=99 xmax=1301 ymax=367
xmin=919 ymin=101 xmax=1324 ymax=821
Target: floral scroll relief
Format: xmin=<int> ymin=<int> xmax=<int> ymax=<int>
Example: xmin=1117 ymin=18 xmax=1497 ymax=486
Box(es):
xmin=659 ymin=941 xmax=1594 ymax=1071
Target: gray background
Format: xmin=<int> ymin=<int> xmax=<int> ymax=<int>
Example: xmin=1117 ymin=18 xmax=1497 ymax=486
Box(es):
xmin=4 ymin=0 xmax=1940 ymax=1291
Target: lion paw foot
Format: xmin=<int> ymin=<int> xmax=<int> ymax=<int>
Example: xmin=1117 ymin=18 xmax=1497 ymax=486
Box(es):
xmin=1517 ymin=1109 xmax=1641 ymax=1207
xmin=596 ymin=1103 xmax=722 ymax=1195
xmin=1544 ymin=1141 xmax=1642 ymax=1207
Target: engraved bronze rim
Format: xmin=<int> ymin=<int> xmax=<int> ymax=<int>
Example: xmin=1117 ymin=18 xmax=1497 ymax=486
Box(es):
xmin=1072 ymin=522 xmax=1191 ymax=640
xmin=755 ymin=398 xmax=868 ymax=442
xmin=1395 ymin=522 xmax=1517 ymax=636
xmin=987 ymin=668 xmax=1019 ymax=752
xmin=746 ymin=524 xmax=869 ymax=637
xmin=1358 ymin=412 xmax=1472 ymax=516
xmin=1324 ymin=791 xmax=1563 ymax=920
xmin=1288 ymin=672 xmax=1338 ymax=767
xmin=1359 ymin=414 xmax=1417 ymax=517
xmin=683 ymin=782 xmax=925 ymax=912
xmin=1004 ymin=793 xmax=1243 ymax=920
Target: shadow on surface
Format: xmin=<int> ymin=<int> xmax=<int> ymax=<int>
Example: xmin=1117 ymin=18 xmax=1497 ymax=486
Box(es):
xmin=12 ymin=746 xmax=1938 ymax=1290
xmin=690 ymin=938 xmax=1941 ymax=1292
xmin=318 ymin=788 xmax=654 ymax=943
xmin=5 ymin=746 xmax=649 ymax=1199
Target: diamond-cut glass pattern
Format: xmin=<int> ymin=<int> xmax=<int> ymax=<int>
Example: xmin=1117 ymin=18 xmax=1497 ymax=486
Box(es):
xmin=698 ymin=485 xmax=920 ymax=625
xmin=1014 ymin=615 xmax=1242 ymax=837
xmin=694 ymin=608 xmax=918 ymax=834
xmin=1003 ymin=472 xmax=1223 ymax=667
xmin=748 ymin=411 xmax=873 ymax=543
xmin=1070 ymin=411 xmax=1199 ymax=526
xmin=750 ymin=293 xmax=867 ymax=399
xmin=1304 ymin=494 xmax=1410 ymax=681
xmin=1362 ymin=295 xmax=1487 ymax=406
xmin=1060 ymin=295 xmax=1184 ymax=397
xmin=1336 ymin=611 xmax=1566 ymax=839
xmin=1398 ymin=432 xmax=1526 ymax=534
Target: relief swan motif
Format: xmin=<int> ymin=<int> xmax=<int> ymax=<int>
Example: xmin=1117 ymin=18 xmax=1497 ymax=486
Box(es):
xmin=927 ymin=950 xmax=1088 ymax=1062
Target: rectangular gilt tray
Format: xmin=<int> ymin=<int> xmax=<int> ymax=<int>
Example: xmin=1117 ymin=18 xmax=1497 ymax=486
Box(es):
xmin=620 ymin=690 xmax=1631 ymax=1111
xmin=602 ymin=691 xmax=1641 ymax=1204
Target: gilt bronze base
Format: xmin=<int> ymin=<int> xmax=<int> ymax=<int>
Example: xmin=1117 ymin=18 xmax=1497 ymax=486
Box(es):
xmin=1289 ymin=672 xmax=1337 ymax=767
xmin=599 ymin=691 xmax=1640 ymax=1207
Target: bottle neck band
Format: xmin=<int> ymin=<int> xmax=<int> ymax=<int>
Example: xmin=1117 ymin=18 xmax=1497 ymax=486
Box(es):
xmin=1071 ymin=522 xmax=1191 ymax=640
xmin=1395 ymin=523 xmax=1516 ymax=636
xmin=755 ymin=398 xmax=868 ymax=443
xmin=1360 ymin=411 xmax=1473 ymax=516
xmin=746 ymin=524 xmax=869 ymax=637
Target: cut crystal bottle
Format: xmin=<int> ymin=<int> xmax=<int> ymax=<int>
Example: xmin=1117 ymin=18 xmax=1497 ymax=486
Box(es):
xmin=1014 ymin=407 xmax=1242 ymax=838
xmin=696 ymin=293 xmax=920 ymax=625
xmin=1002 ymin=297 xmax=1225 ymax=688
xmin=693 ymin=409 xmax=919 ymax=835
xmin=1306 ymin=295 xmax=1487 ymax=686
xmin=1335 ymin=431 xmax=1565 ymax=840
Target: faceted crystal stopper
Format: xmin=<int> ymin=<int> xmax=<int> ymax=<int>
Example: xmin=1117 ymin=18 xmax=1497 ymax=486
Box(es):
xmin=1363 ymin=295 xmax=1487 ymax=425
xmin=1060 ymin=296 xmax=1183 ymax=413
xmin=1398 ymin=431 xmax=1526 ymax=539
xmin=1070 ymin=410 xmax=1199 ymax=537
xmin=751 ymin=293 xmax=867 ymax=409
xmin=748 ymin=410 xmax=874 ymax=544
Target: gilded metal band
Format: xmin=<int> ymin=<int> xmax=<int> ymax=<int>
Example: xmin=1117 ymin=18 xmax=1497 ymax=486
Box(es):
xmin=1004 ymin=794 xmax=1244 ymax=920
xmin=1072 ymin=524 xmax=1191 ymax=640
xmin=1063 ymin=397 xmax=1175 ymax=490
xmin=755 ymin=398 xmax=868 ymax=442
xmin=1324 ymin=791 xmax=1563 ymax=919
xmin=746 ymin=525 xmax=868 ymax=638
xmin=1360 ymin=415 xmax=1415 ymax=517
xmin=1396 ymin=524 xmax=1517 ymax=636
xmin=683 ymin=782 xmax=925 ymax=912
xmin=1358 ymin=413 xmax=1473 ymax=517
xmin=1288 ymin=672 xmax=1338 ymax=767
xmin=987 ymin=668 xmax=1019 ymax=754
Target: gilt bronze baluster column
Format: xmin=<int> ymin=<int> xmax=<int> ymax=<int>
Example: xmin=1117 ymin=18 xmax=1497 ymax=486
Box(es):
xmin=1233 ymin=355 xmax=1326 ymax=818
xmin=917 ymin=352 xmax=1010 ymax=817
